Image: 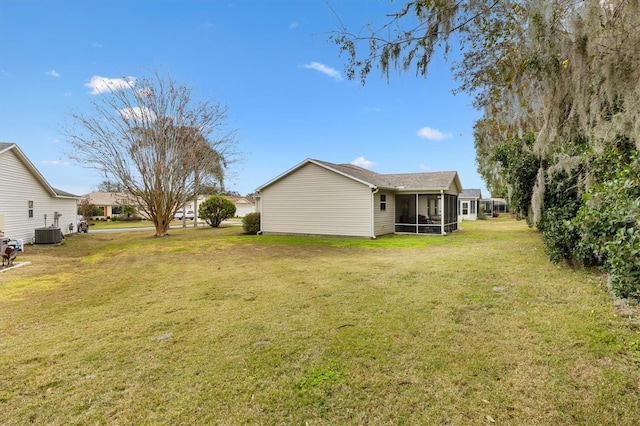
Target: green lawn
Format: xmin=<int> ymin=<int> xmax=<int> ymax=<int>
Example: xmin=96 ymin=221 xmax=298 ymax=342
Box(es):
xmin=1 ymin=218 xmax=639 ymax=424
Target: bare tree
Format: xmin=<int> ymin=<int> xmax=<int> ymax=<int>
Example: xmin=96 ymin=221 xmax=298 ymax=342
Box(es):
xmin=65 ymin=72 xmax=239 ymax=237
xmin=96 ymin=179 xmax=127 ymax=193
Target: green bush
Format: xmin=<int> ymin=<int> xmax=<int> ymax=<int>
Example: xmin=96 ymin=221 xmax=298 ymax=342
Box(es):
xmin=538 ymin=170 xmax=582 ymax=264
xmin=242 ymin=212 xmax=260 ymax=234
xmin=198 ymin=196 xmax=236 ymax=228
xmin=571 ymin=148 xmax=640 ymax=298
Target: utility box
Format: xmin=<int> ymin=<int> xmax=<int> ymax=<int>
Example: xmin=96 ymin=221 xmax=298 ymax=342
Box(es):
xmin=34 ymin=227 xmax=62 ymax=244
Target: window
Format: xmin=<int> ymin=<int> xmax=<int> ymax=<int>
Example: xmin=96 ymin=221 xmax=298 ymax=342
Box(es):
xmin=112 ymin=206 xmax=123 ymax=215
xmin=28 ymin=201 xmax=33 ymax=218
xmin=470 ymin=200 xmax=476 ymax=214
xmin=380 ymin=194 xmax=386 ymax=211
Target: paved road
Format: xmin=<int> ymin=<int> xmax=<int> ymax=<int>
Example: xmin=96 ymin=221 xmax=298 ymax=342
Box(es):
xmin=88 ymin=221 xmax=241 ymax=233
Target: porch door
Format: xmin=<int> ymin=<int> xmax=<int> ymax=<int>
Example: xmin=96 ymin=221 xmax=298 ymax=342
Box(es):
xmin=461 ymin=201 xmax=469 ymax=216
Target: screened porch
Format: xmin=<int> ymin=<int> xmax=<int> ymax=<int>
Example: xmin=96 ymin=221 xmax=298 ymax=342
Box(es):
xmin=394 ymin=193 xmax=459 ymax=235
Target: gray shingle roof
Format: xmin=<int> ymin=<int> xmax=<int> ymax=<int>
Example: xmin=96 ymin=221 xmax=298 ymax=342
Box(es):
xmin=459 ymin=189 xmax=482 ymax=198
xmin=0 ymin=142 xmax=16 ymax=151
xmin=53 ymin=188 xmax=78 ymax=197
xmin=317 ymin=160 xmax=459 ymax=190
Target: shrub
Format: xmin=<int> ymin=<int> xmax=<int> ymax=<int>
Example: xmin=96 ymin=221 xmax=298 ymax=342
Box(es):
xmin=242 ymin=212 xmax=260 ymax=234
xmin=538 ymin=170 xmax=582 ymax=264
xmin=570 ymin=148 xmax=640 ymax=299
xmin=199 ymin=196 xmax=236 ymax=228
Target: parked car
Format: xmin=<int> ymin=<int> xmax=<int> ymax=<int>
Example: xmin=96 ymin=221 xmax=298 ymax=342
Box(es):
xmin=77 ymin=215 xmax=89 ymax=233
xmin=174 ymin=210 xmax=195 ymax=220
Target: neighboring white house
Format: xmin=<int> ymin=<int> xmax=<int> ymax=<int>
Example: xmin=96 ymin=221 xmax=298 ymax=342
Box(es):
xmin=255 ymin=158 xmax=463 ymax=238
xmin=0 ymin=143 xmax=79 ymax=243
xmin=458 ymin=189 xmax=483 ymax=221
xmin=222 ymin=196 xmax=255 ymax=217
xmin=179 ymin=194 xmax=256 ymax=218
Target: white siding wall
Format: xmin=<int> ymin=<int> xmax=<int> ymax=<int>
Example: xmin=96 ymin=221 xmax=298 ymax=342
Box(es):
xmin=260 ymin=163 xmax=373 ymax=237
xmin=0 ymin=149 xmax=78 ymax=243
xmin=459 ymin=198 xmax=478 ymax=221
xmin=235 ymin=204 xmax=255 ymax=217
xmin=374 ymin=190 xmax=395 ymax=236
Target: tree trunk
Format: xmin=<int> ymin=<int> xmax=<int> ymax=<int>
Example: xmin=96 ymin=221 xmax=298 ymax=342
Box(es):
xmin=154 ymin=218 xmax=171 ymax=237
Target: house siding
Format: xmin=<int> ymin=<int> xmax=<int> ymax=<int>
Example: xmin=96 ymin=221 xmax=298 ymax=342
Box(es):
xmin=0 ymin=148 xmax=77 ymax=243
xmin=459 ymin=198 xmax=479 ymax=220
xmin=235 ymin=203 xmax=255 ymax=217
xmin=374 ymin=190 xmax=395 ymax=236
xmin=260 ymin=162 xmax=373 ymax=237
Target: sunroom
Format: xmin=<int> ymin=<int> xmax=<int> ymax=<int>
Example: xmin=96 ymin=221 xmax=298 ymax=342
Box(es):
xmin=394 ymin=192 xmax=459 ymax=235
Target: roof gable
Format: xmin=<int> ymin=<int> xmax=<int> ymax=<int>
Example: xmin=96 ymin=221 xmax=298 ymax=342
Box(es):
xmin=256 ymin=159 xmax=379 ymax=191
xmin=1 ymin=142 xmax=78 ymax=199
xmin=223 ymin=195 xmax=254 ymax=205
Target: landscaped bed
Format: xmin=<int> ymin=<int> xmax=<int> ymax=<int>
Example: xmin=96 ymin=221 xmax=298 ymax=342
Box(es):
xmin=0 ymin=217 xmax=638 ymax=424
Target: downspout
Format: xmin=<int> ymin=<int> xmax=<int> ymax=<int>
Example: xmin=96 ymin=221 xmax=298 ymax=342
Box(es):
xmin=256 ymin=192 xmax=263 ymax=235
xmin=371 ymin=187 xmax=379 ymax=239
xmin=440 ymin=189 xmax=445 ymax=235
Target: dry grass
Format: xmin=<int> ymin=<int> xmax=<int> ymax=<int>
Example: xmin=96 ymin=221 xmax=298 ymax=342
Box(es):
xmin=1 ymin=218 xmax=639 ymax=424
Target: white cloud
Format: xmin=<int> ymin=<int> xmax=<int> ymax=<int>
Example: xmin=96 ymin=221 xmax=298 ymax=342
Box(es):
xmin=46 ymin=70 xmax=60 ymax=77
xmin=119 ymin=106 xmax=155 ymax=122
xmin=302 ymin=62 xmax=342 ymax=81
xmin=351 ymin=156 xmax=375 ymax=169
xmin=289 ymin=22 xmax=299 ymax=29
xmin=419 ymin=164 xmax=431 ymax=171
xmin=92 ymin=42 xmax=103 ymax=48
xmin=85 ymin=75 xmax=136 ymax=95
xmin=52 ymin=139 xmax=60 ymax=144
xmin=41 ymin=160 xmax=71 ymax=166
xmin=64 ymin=91 xmax=72 ymax=97
xmin=416 ymin=126 xmax=452 ymax=141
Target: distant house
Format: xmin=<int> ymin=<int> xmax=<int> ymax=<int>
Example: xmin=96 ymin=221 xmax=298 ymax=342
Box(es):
xmin=458 ymin=189 xmax=483 ymax=221
xmin=80 ymin=192 xmax=139 ymax=218
xmin=222 ymin=196 xmax=255 ymax=217
xmin=177 ymin=195 xmax=255 ymax=218
xmin=0 ymin=142 xmax=79 ymax=243
xmin=482 ymin=198 xmax=508 ymax=217
xmin=255 ymin=158 xmax=463 ymax=238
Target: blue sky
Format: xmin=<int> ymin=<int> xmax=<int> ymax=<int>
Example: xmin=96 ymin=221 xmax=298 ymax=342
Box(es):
xmin=0 ymin=0 xmax=487 ymax=197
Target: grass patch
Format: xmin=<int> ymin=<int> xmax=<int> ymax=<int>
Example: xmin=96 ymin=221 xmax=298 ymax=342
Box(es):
xmin=1 ymin=218 xmax=639 ymax=424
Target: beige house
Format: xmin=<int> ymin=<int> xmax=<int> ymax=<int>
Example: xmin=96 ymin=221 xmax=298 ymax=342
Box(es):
xmin=0 ymin=142 xmax=79 ymax=243
xmin=255 ymin=159 xmax=463 ymax=238
xmin=81 ymin=192 xmax=139 ymax=218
